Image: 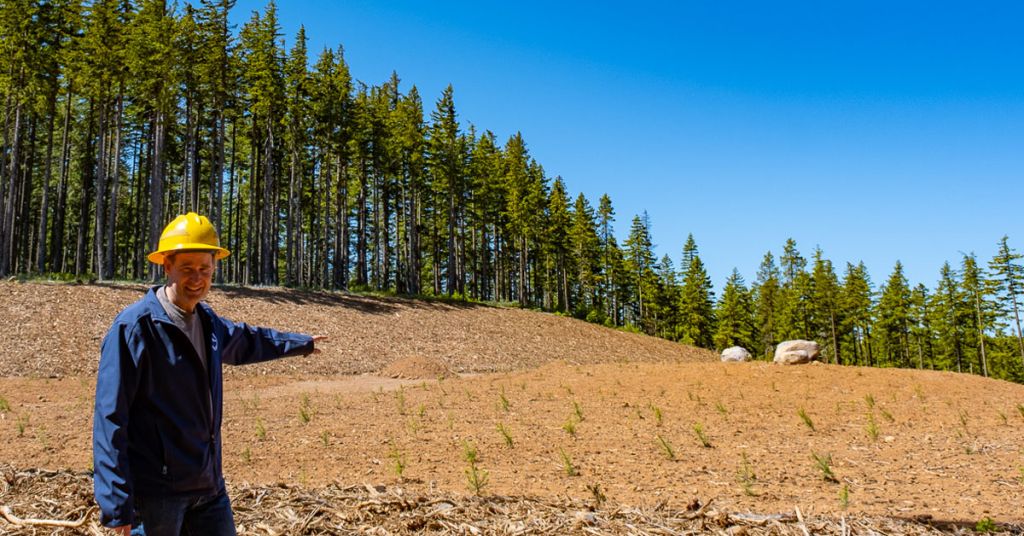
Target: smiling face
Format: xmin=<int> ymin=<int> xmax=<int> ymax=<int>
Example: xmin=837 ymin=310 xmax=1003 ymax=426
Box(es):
xmin=163 ymin=251 xmax=216 ymax=313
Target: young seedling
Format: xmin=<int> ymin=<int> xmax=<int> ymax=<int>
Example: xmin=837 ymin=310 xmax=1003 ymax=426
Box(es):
xmin=299 ymin=399 xmax=312 ymax=424
xmin=255 ymin=417 xmax=267 ymax=440
xmin=320 ymin=430 xmax=330 ymax=447
xmin=465 ymin=460 xmax=489 ymax=495
xmin=563 ymin=416 xmax=578 ymax=438
xmin=656 ymin=434 xmax=676 ymax=460
xmin=396 ymin=387 xmax=407 ymax=415
xmin=864 ymin=394 xmax=875 ymax=410
xmin=812 ymin=451 xmax=838 ymax=482
xmin=997 ymin=410 xmax=1008 ymax=426
xmin=559 ymin=448 xmax=578 ymax=476
xmin=958 ymin=409 xmax=969 ymax=431
xmin=586 ymin=483 xmax=607 ymax=508
xmin=498 ymin=387 xmax=510 ymax=412
xmin=573 ymin=401 xmax=585 ymax=422
xmin=497 ymin=422 xmax=514 ymax=448
xmin=715 ymin=402 xmax=728 ymax=417
xmin=737 ymin=453 xmax=757 ymax=496
xmin=797 ymin=408 xmax=815 ymax=432
xmin=866 ymin=413 xmax=879 ymax=441
xmin=880 ymin=408 xmax=895 ymax=423
xmin=692 ymin=422 xmax=712 ymax=448
xmin=975 ymin=518 xmax=996 ymax=533
xmin=1017 ymin=403 xmax=1024 ymax=420
xmin=0 ymin=395 xmax=10 ymax=413
xmin=389 ymin=441 xmax=407 ymax=479
xmin=16 ymin=415 xmax=28 ymax=437
xmin=241 ymin=446 xmax=252 ymax=464
xmin=462 ymin=441 xmax=479 ymax=464
xmin=839 ymin=484 xmax=850 ymax=509
xmin=652 ymin=405 xmax=664 ymax=427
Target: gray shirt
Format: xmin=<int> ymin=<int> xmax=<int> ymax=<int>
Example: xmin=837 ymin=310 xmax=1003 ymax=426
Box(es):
xmin=156 ymin=285 xmax=208 ymax=372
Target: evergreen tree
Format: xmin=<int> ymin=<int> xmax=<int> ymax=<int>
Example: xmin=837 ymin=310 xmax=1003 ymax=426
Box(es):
xmin=752 ymin=251 xmax=781 ymax=359
xmin=909 ymin=283 xmax=934 ymax=369
xmin=961 ymin=254 xmax=996 ymax=376
xmin=876 ymin=261 xmax=912 ymax=367
xmin=238 ymin=2 xmax=286 ymax=284
xmin=427 ymin=84 xmax=466 ymax=295
xmin=651 ymin=254 xmax=680 ymax=339
xmin=930 ymin=261 xmax=968 ymax=372
xmin=283 ymin=26 xmax=311 ymax=286
xmin=569 ymin=192 xmax=600 ymax=318
xmin=714 ymin=268 xmax=755 ymax=351
xmin=840 ymin=262 xmax=874 ymax=366
xmin=623 ymin=213 xmax=655 ymax=329
xmin=597 ymin=193 xmax=616 ymax=323
xmin=988 ymin=236 xmax=1024 ymax=365
xmin=545 ymin=177 xmax=571 ymax=311
xmin=677 ymin=234 xmax=714 ymax=347
xmin=808 ymin=248 xmax=842 ymax=363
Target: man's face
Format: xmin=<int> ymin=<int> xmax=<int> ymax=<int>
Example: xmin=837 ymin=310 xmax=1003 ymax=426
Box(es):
xmin=163 ymin=251 xmax=215 ymax=311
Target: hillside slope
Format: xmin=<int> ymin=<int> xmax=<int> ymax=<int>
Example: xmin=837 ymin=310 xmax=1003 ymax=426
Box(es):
xmin=2 ymin=280 xmax=1023 ymax=533
xmin=0 ymin=280 xmax=715 ymax=377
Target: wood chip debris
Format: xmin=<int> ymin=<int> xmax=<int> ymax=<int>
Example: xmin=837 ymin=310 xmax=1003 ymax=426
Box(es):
xmin=2 ymin=465 xmax=1020 ymax=535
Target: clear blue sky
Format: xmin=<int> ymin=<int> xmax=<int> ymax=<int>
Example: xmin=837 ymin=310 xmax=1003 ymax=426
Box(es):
xmin=231 ymin=1 xmax=1023 ymax=292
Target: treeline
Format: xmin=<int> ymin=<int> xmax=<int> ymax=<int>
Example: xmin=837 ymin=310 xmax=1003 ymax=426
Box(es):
xmin=2 ymin=1 xmax=1022 ymax=381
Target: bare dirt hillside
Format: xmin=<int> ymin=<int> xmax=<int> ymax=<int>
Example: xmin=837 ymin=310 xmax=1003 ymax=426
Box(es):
xmin=0 ymin=280 xmax=715 ymax=378
xmin=1 ymin=280 xmax=1023 ymax=535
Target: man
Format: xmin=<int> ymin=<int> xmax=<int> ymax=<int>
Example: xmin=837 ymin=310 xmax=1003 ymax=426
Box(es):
xmin=93 ymin=212 xmax=326 ymax=535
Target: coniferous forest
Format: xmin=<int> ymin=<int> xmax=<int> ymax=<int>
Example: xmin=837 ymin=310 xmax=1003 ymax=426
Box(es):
xmin=1 ymin=1 xmax=1023 ymax=381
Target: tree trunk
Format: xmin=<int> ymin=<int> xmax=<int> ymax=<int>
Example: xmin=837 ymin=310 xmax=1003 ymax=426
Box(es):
xmin=1 ymin=102 xmax=22 ymax=275
xmin=36 ymin=89 xmax=58 ymax=273
xmin=150 ymin=109 xmax=166 ymax=281
xmin=975 ymin=293 xmax=988 ymax=377
xmin=261 ymin=117 xmax=276 ymax=285
xmin=94 ymin=97 xmax=109 ymax=280
xmin=52 ymin=85 xmax=73 ymax=273
xmin=106 ymin=90 xmax=125 ymax=279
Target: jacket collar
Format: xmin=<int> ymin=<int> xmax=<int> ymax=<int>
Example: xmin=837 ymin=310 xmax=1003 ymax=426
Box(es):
xmin=142 ymin=285 xmax=213 ymax=325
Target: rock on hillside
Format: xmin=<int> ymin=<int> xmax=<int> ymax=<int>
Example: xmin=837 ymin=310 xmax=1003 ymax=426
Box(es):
xmin=0 ymin=281 xmax=716 ymax=377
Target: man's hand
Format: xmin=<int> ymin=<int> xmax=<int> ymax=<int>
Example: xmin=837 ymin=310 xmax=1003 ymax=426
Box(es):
xmin=310 ymin=335 xmax=328 ymax=354
xmin=110 ymin=525 xmax=131 ymax=535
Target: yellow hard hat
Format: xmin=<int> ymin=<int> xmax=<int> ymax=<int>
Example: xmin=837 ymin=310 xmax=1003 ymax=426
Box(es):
xmin=147 ymin=212 xmax=231 ymax=264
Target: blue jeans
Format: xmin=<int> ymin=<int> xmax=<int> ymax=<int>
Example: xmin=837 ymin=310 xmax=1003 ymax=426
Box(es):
xmin=131 ymin=488 xmax=236 ymax=536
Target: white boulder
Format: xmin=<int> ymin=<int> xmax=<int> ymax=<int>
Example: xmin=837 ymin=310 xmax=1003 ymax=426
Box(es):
xmin=721 ymin=346 xmax=752 ymax=362
xmin=773 ymin=340 xmax=820 ymax=365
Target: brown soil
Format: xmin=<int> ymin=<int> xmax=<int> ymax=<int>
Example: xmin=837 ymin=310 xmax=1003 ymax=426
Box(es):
xmin=1 ymin=280 xmax=1023 ymax=534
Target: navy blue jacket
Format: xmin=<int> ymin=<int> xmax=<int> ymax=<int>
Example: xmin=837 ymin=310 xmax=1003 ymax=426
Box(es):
xmin=93 ymin=287 xmax=314 ymax=527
